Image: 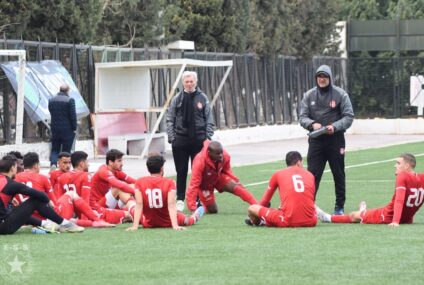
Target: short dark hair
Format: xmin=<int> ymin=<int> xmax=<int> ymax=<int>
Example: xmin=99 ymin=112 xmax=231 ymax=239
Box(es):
xmin=106 ymin=149 xmax=124 ymax=164
xmin=23 ymin=152 xmax=40 ymax=168
xmin=71 ymin=151 xmax=88 ymax=168
xmin=400 ymin=153 xmax=416 ymax=169
xmin=285 ymin=151 xmax=302 ymax=167
xmin=7 ymin=151 xmax=23 ymax=160
xmin=58 ymin=152 xmax=71 ymax=159
xmin=0 ymin=155 xmax=17 ymax=173
xmin=146 ymin=154 xmax=165 ymax=174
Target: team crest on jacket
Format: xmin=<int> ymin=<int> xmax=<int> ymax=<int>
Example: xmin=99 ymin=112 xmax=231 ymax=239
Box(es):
xmin=340 ymin=148 xmax=345 ymax=155
xmin=330 ymin=100 xmax=336 ymax=108
xmin=197 ymin=102 xmax=203 ymax=109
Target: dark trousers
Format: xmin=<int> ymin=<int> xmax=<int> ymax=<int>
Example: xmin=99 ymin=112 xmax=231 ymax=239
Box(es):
xmin=50 ymin=131 xmax=75 ymax=166
xmin=172 ymin=138 xmax=204 ymax=201
xmin=0 ymin=198 xmax=64 ymax=235
xmin=307 ymin=133 xmax=346 ymax=209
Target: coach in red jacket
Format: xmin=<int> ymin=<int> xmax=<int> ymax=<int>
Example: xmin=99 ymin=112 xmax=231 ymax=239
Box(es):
xmin=185 ymin=140 xmax=257 ymax=213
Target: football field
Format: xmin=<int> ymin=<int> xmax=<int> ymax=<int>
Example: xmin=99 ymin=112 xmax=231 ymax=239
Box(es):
xmin=1 ymin=141 xmax=424 ymax=285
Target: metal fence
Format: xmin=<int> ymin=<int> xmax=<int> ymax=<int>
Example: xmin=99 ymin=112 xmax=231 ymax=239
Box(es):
xmin=0 ymin=38 xmax=351 ymax=145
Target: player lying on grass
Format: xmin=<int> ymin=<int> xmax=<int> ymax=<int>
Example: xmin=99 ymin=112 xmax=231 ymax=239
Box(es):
xmin=0 ymin=155 xmax=82 ymax=234
xmin=316 ymin=153 xmax=424 ymax=227
xmin=127 ymin=154 xmax=204 ymax=231
xmin=91 ymin=149 xmax=135 ymax=221
xmin=185 ymin=140 xmax=257 ymax=213
xmin=246 ymin=151 xmax=317 ymax=227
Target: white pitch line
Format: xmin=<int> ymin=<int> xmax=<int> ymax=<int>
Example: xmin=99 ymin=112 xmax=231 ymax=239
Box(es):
xmin=245 ymin=153 xmax=424 ymax=187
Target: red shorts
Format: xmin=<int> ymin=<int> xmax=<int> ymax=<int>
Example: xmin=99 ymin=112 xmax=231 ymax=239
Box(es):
xmin=198 ymin=174 xmax=234 ymax=208
xmin=97 ymin=208 xmax=126 ymax=224
xmin=360 ymin=208 xmax=390 ymax=224
xmin=55 ymin=195 xmax=75 ymax=220
xmin=258 ymin=207 xmax=317 ymax=228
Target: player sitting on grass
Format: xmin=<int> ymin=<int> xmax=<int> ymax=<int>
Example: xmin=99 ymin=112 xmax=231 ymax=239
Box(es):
xmin=316 ymin=153 xmax=424 ymax=227
xmin=127 ymin=153 xmax=204 ymax=231
xmin=57 ymin=151 xmax=128 ymax=224
xmin=0 ymin=155 xmax=82 ymax=234
xmin=185 ymin=140 xmax=257 ymax=214
xmin=50 ymin=152 xmax=72 ymax=195
xmin=55 ymin=151 xmax=116 ymax=227
xmin=91 ymin=149 xmax=136 ymax=220
xmin=246 ymin=151 xmax=317 ymax=227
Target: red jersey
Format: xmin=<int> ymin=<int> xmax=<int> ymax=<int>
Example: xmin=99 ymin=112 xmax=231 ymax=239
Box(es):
xmin=15 ymin=170 xmax=58 ymax=205
xmin=49 ymin=169 xmax=66 ymax=189
xmin=91 ymin=165 xmax=136 ymax=205
xmin=135 ymin=176 xmax=176 ymax=228
xmin=258 ymin=166 xmax=316 ymax=226
xmin=186 ymin=140 xmax=238 ymax=210
xmin=382 ymin=172 xmax=424 ymax=224
xmin=56 ymin=170 xmax=92 ymax=204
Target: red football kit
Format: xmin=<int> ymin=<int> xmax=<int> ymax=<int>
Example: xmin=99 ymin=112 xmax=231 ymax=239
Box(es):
xmin=15 ymin=170 xmax=58 ymax=205
xmin=135 ymin=176 xmax=191 ymax=228
xmin=56 ymin=170 xmax=91 ymax=203
xmin=257 ymin=166 xmax=317 ymax=227
xmin=91 ymin=165 xmax=136 ymax=207
xmin=186 ymin=140 xmax=256 ymax=211
xmin=360 ymin=172 xmax=424 ymax=224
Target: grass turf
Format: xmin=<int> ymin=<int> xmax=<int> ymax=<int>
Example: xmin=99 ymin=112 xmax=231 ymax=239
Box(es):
xmin=1 ymin=141 xmax=423 ymax=285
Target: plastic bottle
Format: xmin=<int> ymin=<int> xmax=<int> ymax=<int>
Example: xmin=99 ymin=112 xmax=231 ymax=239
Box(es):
xmin=31 ymin=227 xmax=47 ymax=234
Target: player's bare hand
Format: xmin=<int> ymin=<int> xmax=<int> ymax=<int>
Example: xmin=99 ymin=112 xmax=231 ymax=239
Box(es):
xmin=12 ymin=198 xmax=19 ymax=207
xmin=312 ymin=123 xmax=322 ymax=130
xmin=388 ymin=222 xmax=399 ymax=228
xmin=173 ymin=226 xmax=186 ymax=231
xmin=326 ymin=125 xmax=335 ymax=134
xmin=126 ymin=226 xmax=139 ymax=231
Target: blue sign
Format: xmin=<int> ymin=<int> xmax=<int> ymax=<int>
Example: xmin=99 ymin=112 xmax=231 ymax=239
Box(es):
xmin=0 ymin=60 xmax=89 ymax=123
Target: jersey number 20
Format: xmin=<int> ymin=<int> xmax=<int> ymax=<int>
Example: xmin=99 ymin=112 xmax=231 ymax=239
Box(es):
xmin=406 ymin=188 xmax=424 ymax=207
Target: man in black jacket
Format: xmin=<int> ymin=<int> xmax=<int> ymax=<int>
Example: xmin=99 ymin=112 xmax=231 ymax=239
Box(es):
xmin=48 ymin=84 xmax=77 ymax=168
xmin=166 ymin=71 xmax=214 ymax=211
xmin=299 ymin=65 xmax=354 ymax=215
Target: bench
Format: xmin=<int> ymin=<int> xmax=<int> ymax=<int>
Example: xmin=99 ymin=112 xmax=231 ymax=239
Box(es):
xmin=108 ymin=133 xmax=166 ymax=156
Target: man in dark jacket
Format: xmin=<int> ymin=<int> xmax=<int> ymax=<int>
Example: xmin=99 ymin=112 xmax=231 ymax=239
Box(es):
xmin=166 ymin=71 xmax=214 ymax=211
xmin=299 ymin=65 xmax=354 ymax=215
xmin=48 ymin=84 xmax=77 ymax=168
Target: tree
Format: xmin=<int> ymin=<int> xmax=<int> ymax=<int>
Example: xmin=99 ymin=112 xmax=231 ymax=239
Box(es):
xmin=162 ymin=0 xmax=245 ymax=52
xmin=0 ymin=0 xmax=102 ymax=43
xmin=97 ymin=0 xmax=164 ymax=47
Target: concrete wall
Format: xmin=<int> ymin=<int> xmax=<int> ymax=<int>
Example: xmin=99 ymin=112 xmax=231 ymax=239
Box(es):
xmin=1 ymin=118 xmax=423 ymax=161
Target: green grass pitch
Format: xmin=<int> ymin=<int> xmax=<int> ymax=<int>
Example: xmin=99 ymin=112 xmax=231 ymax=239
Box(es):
xmin=1 ymin=141 xmax=423 ymax=285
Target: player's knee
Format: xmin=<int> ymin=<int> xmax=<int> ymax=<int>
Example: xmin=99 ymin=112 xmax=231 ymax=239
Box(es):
xmin=248 ymin=205 xmax=260 ymax=217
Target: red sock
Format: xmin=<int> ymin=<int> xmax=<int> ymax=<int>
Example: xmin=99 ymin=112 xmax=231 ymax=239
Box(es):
xmin=76 ymin=219 xmax=94 ymax=227
xmin=74 ymin=198 xmax=100 ymax=221
xmin=233 ymin=185 xmax=257 ymax=205
xmin=177 ymin=212 xmax=195 ymax=226
xmin=331 ymin=215 xmax=353 ymax=223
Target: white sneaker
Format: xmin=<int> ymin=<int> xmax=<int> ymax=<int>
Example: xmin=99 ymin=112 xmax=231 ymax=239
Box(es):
xmin=41 ymin=220 xmax=60 ymax=233
xmin=315 ymin=205 xmax=331 ymax=223
xmin=59 ymin=222 xmax=84 ymax=233
xmin=176 ymin=200 xmax=185 ymax=212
